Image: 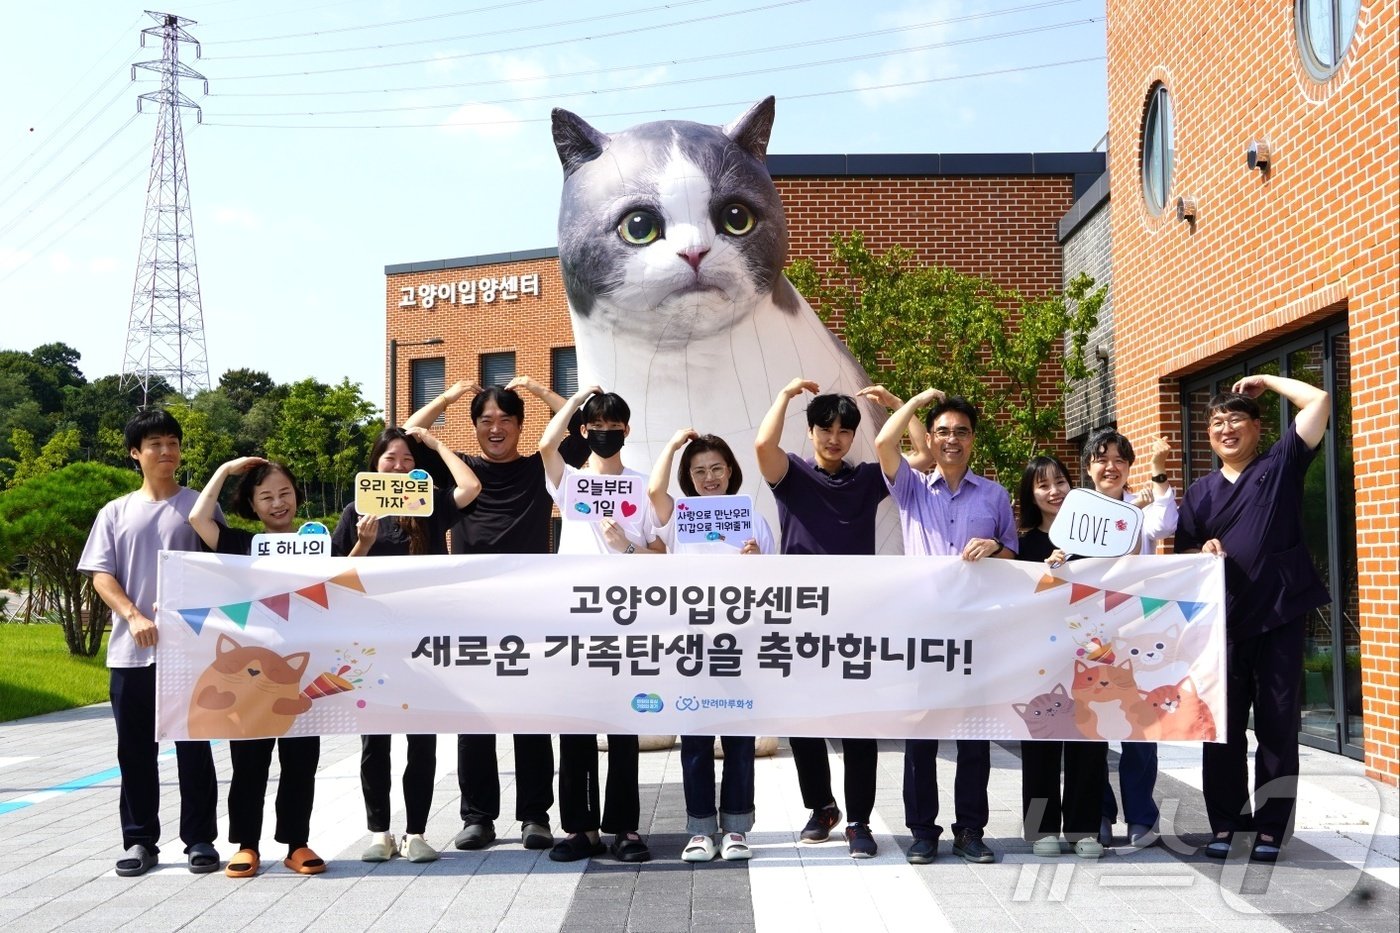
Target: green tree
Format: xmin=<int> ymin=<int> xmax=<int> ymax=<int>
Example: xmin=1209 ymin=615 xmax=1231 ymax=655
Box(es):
xmin=218 ymin=368 xmax=280 ymax=416
xmin=164 ymin=397 xmax=237 ymax=487
xmin=60 ymin=375 xmax=150 ymax=467
xmin=266 ymin=378 xmax=380 ymax=513
xmin=787 ymin=231 xmax=1105 ymax=486
xmin=0 ymin=426 xmax=80 ymax=490
xmin=0 ymin=462 xmax=139 ymax=656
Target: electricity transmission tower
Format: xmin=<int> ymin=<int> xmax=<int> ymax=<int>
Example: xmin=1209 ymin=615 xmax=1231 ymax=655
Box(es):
xmin=120 ymin=11 xmax=210 ymax=403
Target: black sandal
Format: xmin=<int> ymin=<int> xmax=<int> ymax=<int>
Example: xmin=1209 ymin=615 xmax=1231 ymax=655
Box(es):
xmin=1204 ymin=831 xmax=1233 ymax=859
xmin=1250 ymin=833 xmax=1281 ymax=863
xmin=609 ymin=832 xmax=652 ymax=863
xmin=547 ymin=833 xmax=605 ymax=863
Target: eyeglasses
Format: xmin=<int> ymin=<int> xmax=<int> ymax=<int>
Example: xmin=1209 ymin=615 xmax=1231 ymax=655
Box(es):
xmin=932 ymin=427 xmax=972 ymax=440
xmin=688 ymin=465 xmax=728 ymax=479
xmin=1208 ymin=415 xmax=1254 ymax=431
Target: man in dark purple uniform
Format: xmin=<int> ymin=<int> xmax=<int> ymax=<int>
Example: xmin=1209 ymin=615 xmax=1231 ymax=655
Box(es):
xmin=1175 ymin=373 xmax=1330 ymax=862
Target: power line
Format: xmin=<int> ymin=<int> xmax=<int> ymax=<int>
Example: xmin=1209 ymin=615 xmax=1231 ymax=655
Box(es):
xmin=203 ymin=0 xmax=551 ymax=44
xmin=0 ymin=114 xmax=142 ymax=240
xmin=213 ymin=0 xmax=812 ymax=78
xmin=207 ymin=18 xmax=1097 ymax=119
xmin=202 ymin=56 xmax=1105 ymax=130
xmin=209 ymin=0 xmax=1081 ymax=98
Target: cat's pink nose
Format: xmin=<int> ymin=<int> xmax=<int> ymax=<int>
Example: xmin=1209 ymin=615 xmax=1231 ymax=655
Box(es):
xmin=678 ymin=246 xmax=708 ymax=271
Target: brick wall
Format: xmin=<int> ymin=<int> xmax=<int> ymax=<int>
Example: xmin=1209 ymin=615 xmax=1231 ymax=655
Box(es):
xmin=1106 ymin=0 xmax=1399 ymax=781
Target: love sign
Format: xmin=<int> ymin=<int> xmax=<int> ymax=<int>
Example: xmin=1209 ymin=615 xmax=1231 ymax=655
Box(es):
xmin=1049 ymin=488 xmax=1144 ymax=558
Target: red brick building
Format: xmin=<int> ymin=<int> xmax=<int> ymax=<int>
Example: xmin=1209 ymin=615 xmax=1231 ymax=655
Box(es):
xmin=1105 ymin=0 xmax=1397 ymax=778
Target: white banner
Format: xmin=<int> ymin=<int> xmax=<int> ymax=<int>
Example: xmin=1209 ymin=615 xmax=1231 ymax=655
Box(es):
xmin=155 ymin=552 xmax=1226 ymax=744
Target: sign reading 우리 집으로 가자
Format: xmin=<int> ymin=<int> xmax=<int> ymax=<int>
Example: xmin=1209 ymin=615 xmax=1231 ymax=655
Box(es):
xmin=353 ymin=471 xmax=434 ymax=517
xmin=155 ymin=551 xmax=1226 ymax=744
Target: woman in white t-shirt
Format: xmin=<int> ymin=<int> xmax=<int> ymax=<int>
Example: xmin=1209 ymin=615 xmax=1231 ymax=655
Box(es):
xmin=649 ymin=429 xmax=775 ymax=862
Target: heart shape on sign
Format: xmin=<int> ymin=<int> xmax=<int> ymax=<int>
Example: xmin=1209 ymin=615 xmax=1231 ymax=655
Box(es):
xmin=620 ymin=501 xmax=637 ymax=518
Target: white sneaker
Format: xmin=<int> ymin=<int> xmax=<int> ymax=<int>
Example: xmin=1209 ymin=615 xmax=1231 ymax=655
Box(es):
xmin=680 ymin=834 xmax=718 ymax=862
xmin=361 ymin=832 xmax=398 ymax=862
xmin=720 ymin=832 xmax=752 ymax=861
xmin=402 ymin=834 xmax=439 ymax=863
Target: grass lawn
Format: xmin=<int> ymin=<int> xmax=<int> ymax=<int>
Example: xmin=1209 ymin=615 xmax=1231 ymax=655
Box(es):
xmin=0 ymin=624 xmax=109 ymax=722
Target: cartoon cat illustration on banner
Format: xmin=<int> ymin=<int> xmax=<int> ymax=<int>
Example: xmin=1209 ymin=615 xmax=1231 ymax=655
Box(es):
xmin=1012 ymin=682 xmax=1081 ymax=740
xmin=552 ymin=97 xmax=900 ymax=551
xmin=187 ymin=634 xmax=313 ymax=739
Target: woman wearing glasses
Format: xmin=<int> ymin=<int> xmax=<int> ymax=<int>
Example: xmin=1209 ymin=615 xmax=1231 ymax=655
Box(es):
xmin=648 ymin=428 xmax=775 ymax=862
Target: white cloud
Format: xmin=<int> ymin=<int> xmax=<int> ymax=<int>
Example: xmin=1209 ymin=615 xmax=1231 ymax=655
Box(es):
xmin=48 ymin=252 xmax=73 ymax=273
xmin=212 ymin=206 xmax=261 ymax=230
xmin=850 ymin=1 xmax=962 ymax=107
xmin=440 ymin=101 xmax=523 ymax=140
xmin=88 ymin=256 xmax=120 ymax=273
xmin=0 ymin=247 xmax=33 ymax=271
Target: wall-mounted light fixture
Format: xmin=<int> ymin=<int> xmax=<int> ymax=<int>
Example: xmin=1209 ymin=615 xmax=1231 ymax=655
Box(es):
xmin=1247 ymin=140 xmax=1271 ymax=172
xmin=1176 ymin=195 xmax=1197 ymax=223
xmin=1094 ymin=342 xmax=1111 ymax=363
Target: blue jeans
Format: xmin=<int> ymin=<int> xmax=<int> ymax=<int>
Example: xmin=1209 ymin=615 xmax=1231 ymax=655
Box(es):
xmin=681 ymin=735 xmax=755 ymax=835
xmin=1102 ymin=742 xmax=1159 ymax=828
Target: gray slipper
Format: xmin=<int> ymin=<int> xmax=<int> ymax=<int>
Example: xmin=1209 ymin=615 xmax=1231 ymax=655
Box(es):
xmin=187 ymin=841 xmax=220 ymax=874
xmin=116 ymin=844 xmax=157 ymax=877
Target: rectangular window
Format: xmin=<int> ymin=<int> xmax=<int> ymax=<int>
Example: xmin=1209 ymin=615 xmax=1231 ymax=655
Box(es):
xmin=551 ymin=346 xmax=578 ymax=397
xmin=410 ymin=357 xmax=446 ymax=425
xmin=480 ymin=351 xmax=516 ymax=388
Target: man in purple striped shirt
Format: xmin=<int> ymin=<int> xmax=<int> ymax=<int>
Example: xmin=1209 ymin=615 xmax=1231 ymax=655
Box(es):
xmin=875 ymin=388 xmax=1017 ymax=865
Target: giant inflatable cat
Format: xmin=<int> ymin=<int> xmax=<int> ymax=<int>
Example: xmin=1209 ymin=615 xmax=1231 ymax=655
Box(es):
xmin=551 ymin=96 xmax=901 ymax=551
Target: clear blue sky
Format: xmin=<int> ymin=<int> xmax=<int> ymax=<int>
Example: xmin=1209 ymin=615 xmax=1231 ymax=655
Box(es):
xmin=0 ymin=0 xmax=1106 ymax=407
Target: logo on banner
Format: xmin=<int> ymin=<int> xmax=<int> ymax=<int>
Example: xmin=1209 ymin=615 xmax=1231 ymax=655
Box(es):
xmin=1050 ymin=488 xmax=1143 ymax=557
xmin=565 ymin=472 xmax=644 ymax=522
xmin=631 ymin=693 xmax=664 ymax=713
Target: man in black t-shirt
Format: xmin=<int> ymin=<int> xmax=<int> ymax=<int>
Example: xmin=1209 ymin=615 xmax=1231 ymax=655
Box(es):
xmin=406 ymin=376 xmax=583 ymax=852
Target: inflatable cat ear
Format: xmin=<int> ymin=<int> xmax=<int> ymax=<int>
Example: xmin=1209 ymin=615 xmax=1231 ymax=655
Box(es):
xmin=722 ymin=96 xmax=776 ymax=162
xmin=551 ymin=108 xmax=610 ymax=178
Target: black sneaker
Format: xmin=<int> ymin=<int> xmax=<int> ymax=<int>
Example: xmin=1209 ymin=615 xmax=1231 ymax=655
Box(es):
xmin=952 ymin=829 xmax=994 ymax=863
xmin=845 ymin=823 xmax=877 ymax=859
xmin=906 ymin=838 xmax=938 ymax=864
xmin=800 ymin=804 xmax=842 ymax=843
xmin=452 ymin=821 xmax=496 ymax=851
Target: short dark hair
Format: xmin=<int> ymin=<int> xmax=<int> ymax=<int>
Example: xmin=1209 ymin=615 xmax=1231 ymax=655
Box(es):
xmin=1205 ymin=391 xmax=1261 ymax=420
xmin=124 ymin=409 xmax=182 ymax=451
xmin=1081 ymin=428 xmax=1136 ymax=473
xmin=1017 ymin=455 xmax=1071 ymax=533
xmin=925 ymin=396 xmax=979 ymax=433
xmin=233 ymin=461 xmax=302 ymax=521
xmin=580 ymin=391 xmax=630 ymax=426
xmin=677 ymin=434 xmax=744 ymax=497
xmin=471 ymin=385 xmax=525 ymax=424
xmin=806 ymin=394 xmax=861 ymax=430
xmin=368 ymin=426 xmax=427 ymax=470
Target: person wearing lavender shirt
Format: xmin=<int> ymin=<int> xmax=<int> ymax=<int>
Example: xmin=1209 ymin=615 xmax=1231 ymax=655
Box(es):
xmin=755 ymin=377 xmax=890 ymax=859
xmin=77 ymin=409 xmax=221 ymax=877
xmin=874 ymin=389 xmax=1017 ymax=865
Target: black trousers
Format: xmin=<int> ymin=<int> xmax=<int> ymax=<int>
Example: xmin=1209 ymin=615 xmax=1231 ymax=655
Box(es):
xmin=790 ymin=736 xmax=877 ymax=824
xmin=1020 ymin=740 xmax=1108 ymax=841
xmin=110 ymin=665 xmax=217 ymax=854
xmin=1203 ymin=618 xmax=1305 ymax=840
xmin=557 ymin=734 xmax=638 ymax=835
xmin=227 ymin=736 xmax=320 ymax=850
xmin=903 ymin=738 xmax=990 ymax=841
xmin=360 ymin=734 xmax=436 ymax=834
xmin=457 ymin=733 xmax=555 ymax=825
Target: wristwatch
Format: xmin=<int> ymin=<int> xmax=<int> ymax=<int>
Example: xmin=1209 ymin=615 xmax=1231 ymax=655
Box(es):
xmin=1150 ymin=472 xmax=1168 ymax=484
xmin=623 ymin=543 xmax=636 ymax=554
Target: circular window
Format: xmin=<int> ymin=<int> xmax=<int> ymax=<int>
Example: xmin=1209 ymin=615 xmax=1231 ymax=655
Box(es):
xmin=1141 ymin=83 xmax=1173 ymax=215
xmin=1297 ymin=0 xmax=1362 ymax=79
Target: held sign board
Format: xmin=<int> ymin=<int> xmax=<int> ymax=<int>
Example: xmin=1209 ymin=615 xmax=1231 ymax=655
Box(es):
xmin=353 ymin=470 xmax=434 ymax=517
xmin=1050 ymin=488 xmax=1143 ymax=558
xmin=673 ymin=495 xmax=754 ymax=548
xmin=563 ymin=472 xmax=645 ymax=523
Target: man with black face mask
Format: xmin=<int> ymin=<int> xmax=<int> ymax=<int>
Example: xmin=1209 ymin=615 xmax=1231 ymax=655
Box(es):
xmin=539 ymin=386 xmax=664 ymax=865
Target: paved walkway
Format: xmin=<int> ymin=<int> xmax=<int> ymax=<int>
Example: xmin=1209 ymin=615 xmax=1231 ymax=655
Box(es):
xmin=0 ymin=704 xmax=1395 ymax=932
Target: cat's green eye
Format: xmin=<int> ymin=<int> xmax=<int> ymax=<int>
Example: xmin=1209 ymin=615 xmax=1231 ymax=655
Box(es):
xmin=720 ymin=203 xmax=755 ymax=236
xmin=619 ymin=211 xmax=661 ymax=245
